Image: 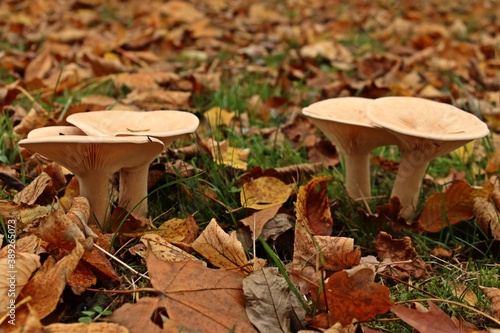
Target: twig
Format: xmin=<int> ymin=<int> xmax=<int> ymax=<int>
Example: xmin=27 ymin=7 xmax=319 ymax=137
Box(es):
xmin=93 ymin=243 xmax=150 ymax=280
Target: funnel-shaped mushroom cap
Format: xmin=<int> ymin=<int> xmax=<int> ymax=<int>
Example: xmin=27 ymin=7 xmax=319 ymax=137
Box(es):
xmin=366 ymin=96 xmax=490 ymax=158
xmin=366 ymin=96 xmax=490 ymax=219
xmin=302 ymin=97 xmax=396 ymax=154
xmin=19 ymin=130 xmax=164 ymax=228
xmin=67 ymin=110 xmax=200 ymax=146
xmin=302 ymin=97 xmax=397 ymax=199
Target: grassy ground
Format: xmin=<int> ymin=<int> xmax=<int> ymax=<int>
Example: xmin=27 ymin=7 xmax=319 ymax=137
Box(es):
xmin=1 ymin=0 xmax=499 ymax=331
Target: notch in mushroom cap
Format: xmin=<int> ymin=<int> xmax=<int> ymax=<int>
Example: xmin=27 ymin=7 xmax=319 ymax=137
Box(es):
xmin=19 ymin=126 xmax=164 ymax=229
xmin=66 ymin=110 xmax=199 ymax=216
xmin=302 ymin=97 xmax=397 ymax=200
xmin=366 ymin=96 xmax=490 ymax=219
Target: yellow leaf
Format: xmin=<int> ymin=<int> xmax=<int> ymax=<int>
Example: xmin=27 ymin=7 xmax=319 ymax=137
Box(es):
xmin=204 ymin=106 xmax=235 ymax=128
xmin=241 ymin=177 xmax=293 ymax=210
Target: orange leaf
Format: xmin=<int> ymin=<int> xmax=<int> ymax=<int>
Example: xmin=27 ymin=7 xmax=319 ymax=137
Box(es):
xmin=295 ymin=176 xmax=333 ymax=236
xmin=309 ymin=268 xmax=393 ymax=327
xmin=418 ymin=180 xmax=475 ymax=232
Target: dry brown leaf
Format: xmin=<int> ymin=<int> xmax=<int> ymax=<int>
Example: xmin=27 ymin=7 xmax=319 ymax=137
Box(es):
xmin=473 ymin=196 xmax=498 ymax=237
xmin=243 ymin=267 xmax=291 ymax=333
xmin=292 ymin=219 xmax=360 ymax=274
xmin=43 ymin=322 xmax=130 ymax=333
xmin=108 ymin=251 xmax=258 ymax=333
xmin=241 ymin=177 xmax=293 ymax=210
xmin=68 ymin=261 xmax=97 ymax=295
xmin=0 ymin=253 xmax=41 ymax=312
xmin=12 ymin=103 xmax=48 ymax=136
xmin=140 ymin=233 xmax=202 ymax=263
xmin=240 ymin=204 xmax=281 ymax=239
xmin=391 ymin=301 xmax=485 ymax=333
xmin=308 ymin=268 xmax=393 ymax=328
xmin=121 ymin=89 xmax=191 ymax=110
xmin=480 ymin=286 xmax=500 ymax=321
xmin=24 ymin=51 xmax=54 ymax=87
xmin=16 ymin=239 xmax=87 ymax=322
xmin=192 ymin=218 xmax=264 ymax=274
xmin=13 ymin=172 xmax=52 ymax=206
xmin=0 ymin=234 xmax=39 ymax=259
xmin=451 ymin=283 xmax=478 ymax=306
xmin=295 ymin=176 xmax=333 ymax=236
xmin=375 ymin=231 xmax=429 ymax=279
xmin=418 ymin=180 xmax=476 ymax=232
xmin=156 ymin=215 xmax=199 ymax=248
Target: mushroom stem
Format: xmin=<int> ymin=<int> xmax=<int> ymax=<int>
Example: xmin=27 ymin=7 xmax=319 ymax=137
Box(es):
xmin=77 ymin=173 xmax=113 ymax=229
xmin=118 ymin=165 xmax=149 ymax=217
xmin=391 ymin=153 xmax=430 ymax=219
xmin=343 ymin=154 xmax=371 ymax=199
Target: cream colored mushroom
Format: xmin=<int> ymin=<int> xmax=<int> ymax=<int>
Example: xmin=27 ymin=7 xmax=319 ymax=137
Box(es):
xmin=67 ymin=110 xmax=199 ymax=216
xmin=366 ymin=96 xmax=490 ymax=219
xmin=19 ymin=126 xmax=164 ymax=229
xmin=302 ymin=97 xmax=397 ymax=199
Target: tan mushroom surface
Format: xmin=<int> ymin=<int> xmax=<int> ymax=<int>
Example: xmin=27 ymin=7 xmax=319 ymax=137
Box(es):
xmin=366 ymin=96 xmax=490 ymax=219
xmin=19 ymin=126 xmax=164 ymax=229
xmin=302 ymin=97 xmax=397 ymax=199
xmin=67 ymin=110 xmax=199 ymax=216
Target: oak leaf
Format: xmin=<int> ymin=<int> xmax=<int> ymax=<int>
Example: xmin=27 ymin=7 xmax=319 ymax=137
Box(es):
xmin=309 ymin=268 xmax=393 ymax=328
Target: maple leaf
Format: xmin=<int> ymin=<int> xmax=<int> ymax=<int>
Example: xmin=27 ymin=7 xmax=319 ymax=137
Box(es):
xmin=108 ymin=250 xmax=258 ymax=333
xmin=308 ymin=268 xmax=393 ymax=328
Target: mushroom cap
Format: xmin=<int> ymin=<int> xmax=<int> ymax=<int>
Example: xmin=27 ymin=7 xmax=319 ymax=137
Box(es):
xmin=27 ymin=126 xmax=86 ymax=138
xmin=366 ymin=97 xmax=490 ymax=141
xmin=19 ymin=134 xmax=164 ymax=175
xmin=67 ymin=110 xmax=199 ymax=146
xmin=366 ymin=97 xmax=490 ymax=158
xmin=302 ymin=97 xmax=396 ymax=154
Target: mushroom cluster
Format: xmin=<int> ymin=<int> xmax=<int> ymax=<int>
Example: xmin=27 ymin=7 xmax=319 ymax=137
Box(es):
xmin=303 ymin=96 xmax=490 ymax=219
xmin=19 ymin=110 xmax=199 ymax=230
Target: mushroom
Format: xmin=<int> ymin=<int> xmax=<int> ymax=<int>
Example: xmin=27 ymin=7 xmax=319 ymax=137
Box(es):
xmin=302 ymin=97 xmax=397 ymax=199
xmin=19 ymin=126 xmax=164 ymax=229
xmin=366 ymin=96 xmax=490 ymax=218
xmin=66 ymin=110 xmax=199 ymax=216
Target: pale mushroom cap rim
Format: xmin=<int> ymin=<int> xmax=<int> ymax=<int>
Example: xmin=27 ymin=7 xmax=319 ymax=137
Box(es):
xmin=366 ymin=97 xmax=490 ymax=141
xmin=302 ymin=97 xmax=376 ymax=128
xmin=19 ymin=135 xmax=165 ymax=145
xmin=67 ymin=110 xmax=200 ymax=137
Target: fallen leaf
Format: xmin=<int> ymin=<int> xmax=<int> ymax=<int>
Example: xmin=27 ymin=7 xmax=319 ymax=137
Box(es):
xmin=240 ymin=204 xmax=281 ymax=239
xmin=13 ymin=103 xmax=48 ymax=136
xmin=108 ymin=250 xmax=258 ymax=333
xmin=241 ymin=177 xmax=293 ymax=210
xmin=451 ymin=283 xmax=478 ymax=306
xmin=192 ymin=218 xmax=264 ymax=274
xmin=140 ymin=233 xmax=202 ymax=263
xmin=418 ymin=180 xmax=475 ymax=232
xmin=13 ymin=172 xmax=52 ymax=206
xmin=204 ymin=106 xmax=235 ymax=128
xmin=156 ymin=215 xmax=199 ymax=248
xmin=375 ymin=231 xmax=429 ymax=279
xmin=391 ymin=301 xmax=481 ymax=333
xmin=43 ymin=322 xmax=130 ymax=333
xmin=243 ymin=267 xmax=291 ymax=333
xmin=309 ymin=268 xmax=393 ymax=328
xmin=480 ymin=286 xmax=500 ymax=321
xmin=295 ymin=176 xmax=333 ymax=236
xmin=0 ymin=253 xmax=41 ymax=311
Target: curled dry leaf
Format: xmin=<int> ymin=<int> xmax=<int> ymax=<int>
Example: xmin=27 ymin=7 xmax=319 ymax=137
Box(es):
xmin=192 ymin=218 xmax=265 ymax=274
xmin=243 ymin=267 xmax=291 ymax=333
xmin=0 ymin=253 xmax=41 ymax=312
xmin=140 ymin=233 xmax=203 ymax=263
xmin=308 ymin=268 xmax=393 ymax=328
xmin=295 ymin=176 xmax=333 ymax=236
xmin=12 ymin=103 xmax=48 ymax=136
xmin=375 ymin=231 xmax=430 ymax=279
xmin=13 ymin=172 xmax=52 ymax=206
xmin=480 ymin=286 xmax=500 ymax=321
xmin=240 ymin=204 xmax=281 ymax=239
xmin=292 ymin=219 xmax=360 ymax=274
xmin=241 ymin=176 xmax=293 ymax=210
